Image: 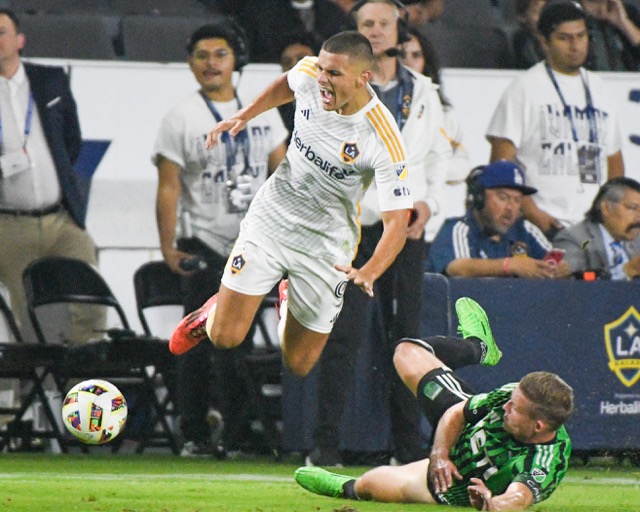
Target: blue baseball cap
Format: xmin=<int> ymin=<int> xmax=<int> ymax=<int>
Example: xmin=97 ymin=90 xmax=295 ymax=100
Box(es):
xmin=477 ymin=161 xmax=537 ymax=195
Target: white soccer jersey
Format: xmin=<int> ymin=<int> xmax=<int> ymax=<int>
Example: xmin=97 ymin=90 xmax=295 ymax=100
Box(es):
xmin=241 ymin=56 xmax=413 ymax=265
xmin=486 ymin=62 xmax=622 ymax=226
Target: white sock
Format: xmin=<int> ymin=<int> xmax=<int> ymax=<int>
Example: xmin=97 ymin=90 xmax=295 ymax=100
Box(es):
xmin=277 ymin=297 xmax=288 ymax=344
xmin=204 ymin=301 xmax=217 ymax=339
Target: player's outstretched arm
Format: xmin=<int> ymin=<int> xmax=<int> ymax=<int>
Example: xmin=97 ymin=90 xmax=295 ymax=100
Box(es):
xmin=428 ymin=401 xmax=465 ymax=493
xmin=335 ymin=208 xmax=408 ymax=296
xmin=205 ymin=73 xmax=294 ymax=149
xmin=468 ymin=479 xmax=533 ymax=511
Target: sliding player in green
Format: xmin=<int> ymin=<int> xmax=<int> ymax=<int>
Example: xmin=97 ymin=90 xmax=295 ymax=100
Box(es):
xmin=296 ymin=297 xmax=573 ymax=511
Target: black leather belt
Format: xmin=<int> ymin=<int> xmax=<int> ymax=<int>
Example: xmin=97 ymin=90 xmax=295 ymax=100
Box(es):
xmin=0 ymin=203 xmax=63 ymax=217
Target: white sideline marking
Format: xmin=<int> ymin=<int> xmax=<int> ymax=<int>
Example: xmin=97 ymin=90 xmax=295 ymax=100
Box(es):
xmin=0 ymin=473 xmax=291 ymax=483
xmin=0 ymin=473 xmax=637 ymax=486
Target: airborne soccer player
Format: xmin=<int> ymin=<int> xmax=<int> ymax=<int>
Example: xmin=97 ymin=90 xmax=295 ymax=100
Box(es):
xmin=296 ymin=297 xmax=574 ymax=511
xmin=170 ymin=31 xmax=413 ymax=377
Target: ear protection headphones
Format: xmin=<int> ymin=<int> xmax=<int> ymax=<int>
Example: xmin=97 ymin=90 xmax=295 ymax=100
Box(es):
xmin=186 ymin=18 xmax=249 ymax=71
xmin=349 ymin=0 xmax=411 ymax=45
xmin=466 ymin=165 xmax=486 ymax=211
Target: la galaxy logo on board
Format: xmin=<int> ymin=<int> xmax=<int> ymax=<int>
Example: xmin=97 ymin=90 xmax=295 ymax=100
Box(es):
xmin=341 ymin=142 xmax=359 ymax=164
xmin=230 ymin=253 xmax=246 ymax=275
xmin=603 ymin=306 xmax=640 ymax=387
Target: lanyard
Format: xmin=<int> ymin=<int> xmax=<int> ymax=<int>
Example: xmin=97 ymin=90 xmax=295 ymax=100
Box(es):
xmin=198 ymin=91 xmax=250 ymax=175
xmin=395 ymin=64 xmax=414 ymax=131
xmin=0 ymin=90 xmax=35 ymax=153
xmin=544 ymin=61 xmax=598 ymax=144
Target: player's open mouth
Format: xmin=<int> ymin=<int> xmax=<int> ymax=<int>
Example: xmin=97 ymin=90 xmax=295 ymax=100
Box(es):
xmin=320 ymin=87 xmax=333 ymax=104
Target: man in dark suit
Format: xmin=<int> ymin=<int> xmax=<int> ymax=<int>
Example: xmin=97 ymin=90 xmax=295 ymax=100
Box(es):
xmin=554 ymin=177 xmax=640 ymax=279
xmin=0 ymin=8 xmax=102 ymax=343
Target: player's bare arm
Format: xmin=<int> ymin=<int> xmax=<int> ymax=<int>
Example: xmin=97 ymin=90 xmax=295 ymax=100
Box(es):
xmin=205 ymin=73 xmax=294 ymax=148
xmin=428 ymin=401 xmax=465 ymax=493
xmin=335 ymin=208 xmax=408 ymax=297
xmin=468 ymin=479 xmax=533 ymax=511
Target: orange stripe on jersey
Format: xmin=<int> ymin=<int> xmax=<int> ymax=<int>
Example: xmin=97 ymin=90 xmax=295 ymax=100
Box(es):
xmin=298 ymin=57 xmax=318 ymax=78
xmin=366 ymin=105 xmax=405 ymax=163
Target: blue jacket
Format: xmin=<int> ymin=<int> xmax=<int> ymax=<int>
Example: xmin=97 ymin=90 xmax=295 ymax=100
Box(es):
xmin=25 ymin=63 xmax=85 ymax=228
xmin=427 ymin=209 xmax=552 ymax=275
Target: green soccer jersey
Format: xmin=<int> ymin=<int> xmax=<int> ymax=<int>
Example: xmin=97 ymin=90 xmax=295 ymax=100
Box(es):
xmin=435 ymin=383 xmax=572 ymax=507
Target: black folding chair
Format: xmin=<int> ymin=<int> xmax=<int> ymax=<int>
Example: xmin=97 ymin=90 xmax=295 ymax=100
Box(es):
xmin=133 ymin=260 xmax=183 ymax=337
xmin=22 ymin=257 xmax=179 ymax=454
xmin=133 ymin=260 xmax=182 ymax=435
xmin=0 ymin=292 xmax=66 ymax=452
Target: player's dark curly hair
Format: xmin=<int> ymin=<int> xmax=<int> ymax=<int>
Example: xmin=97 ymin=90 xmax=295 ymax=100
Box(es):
xmin=519 ymin=371 xmax=574 ymax=430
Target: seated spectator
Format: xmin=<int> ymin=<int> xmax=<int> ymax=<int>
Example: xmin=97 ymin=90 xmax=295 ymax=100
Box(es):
xmin=401 ymin=27 xmax=470 ymax=242
xmin=581 ymin=0 xmax=640 ymax=71
xmin=512 ymin=0 xmax=547 ymax=69
xmin=554 ymin=177 xmax=640 ymax=279
xmin=427 ymin=161 xmax=571 ymax=278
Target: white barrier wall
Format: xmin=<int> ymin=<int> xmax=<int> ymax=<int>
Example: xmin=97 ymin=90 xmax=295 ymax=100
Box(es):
xmin=34 ymin=59 xmax=640 ymax=332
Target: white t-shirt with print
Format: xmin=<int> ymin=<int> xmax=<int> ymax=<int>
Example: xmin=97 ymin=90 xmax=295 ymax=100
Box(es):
xmin=153 ymin=91 xmax=287 ymax=256
xmin=486 ymin=61 xmax=622 ymax=226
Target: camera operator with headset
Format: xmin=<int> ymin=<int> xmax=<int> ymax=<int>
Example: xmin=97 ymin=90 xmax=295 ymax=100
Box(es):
xmin=152 ymin=22 xmax=287 ymax=457
xmin=426 ymin=160 xmax=572 ymax=279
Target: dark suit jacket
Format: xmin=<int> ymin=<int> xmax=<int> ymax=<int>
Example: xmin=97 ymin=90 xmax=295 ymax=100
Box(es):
xmin=25 ymin=63 xmax=85 ymax=228
xmin=554 ymin=220 xmax=640 ymax=278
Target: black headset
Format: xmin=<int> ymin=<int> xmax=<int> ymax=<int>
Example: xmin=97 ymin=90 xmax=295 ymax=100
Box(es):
xmin=349 ymin=0 xmax=411 ymax=45
xmin=466 ymin=165 xmax=487 ymax=211
xmin=186 ymin=18 xmax=249 ymax=71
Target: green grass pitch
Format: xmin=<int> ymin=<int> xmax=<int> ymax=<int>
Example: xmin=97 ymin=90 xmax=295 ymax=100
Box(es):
xmin=0 ymin=453 xmax=638 ymax=511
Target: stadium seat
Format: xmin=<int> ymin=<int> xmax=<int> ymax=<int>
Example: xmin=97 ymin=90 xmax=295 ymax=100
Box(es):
xmin=22 ymin=256 xmax=179 ymax=454
xmin=19 ymin=14 xmax=117 ymax=60
xmin=421 ymin=22 xmax=514 ymax=69
xmin=420 ymin=272 xmax=452 ymax=337
xmin=110 ymin=0 xmax=215 ymax=17
xmin=133 ymin=260 xmax=183 ymax=338
xmin=440 ymin=0 xmax=504 ymax=27
xmin=121 ymin=15 xmax=224 ymax=62
xmin=0 ymin=292 xmax=67 ymax=452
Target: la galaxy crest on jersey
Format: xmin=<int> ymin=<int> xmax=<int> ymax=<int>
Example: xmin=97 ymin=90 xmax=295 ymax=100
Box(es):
xmin=341 ymin=142 xmax=360 ymax=164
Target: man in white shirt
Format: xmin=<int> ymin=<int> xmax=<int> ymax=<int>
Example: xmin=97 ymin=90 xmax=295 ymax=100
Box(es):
xmin=486 ymin=0 xmax=624 ymax=239
xmin=0 ymin=9 xmax=101 ymax=343
xmin=153 ymin=22 xmax=288 ymax=457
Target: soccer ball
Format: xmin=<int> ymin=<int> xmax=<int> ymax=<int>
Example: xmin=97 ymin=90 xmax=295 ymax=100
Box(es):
xmin=61 ymin=379 xmax=128 ymax=445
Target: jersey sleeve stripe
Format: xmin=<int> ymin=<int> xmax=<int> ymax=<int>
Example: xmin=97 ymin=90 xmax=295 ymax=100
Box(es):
xmin=366 ymin=105 xmax=405 ymax=163
xmin=369 ymin=105 xmax=405 ymax=162
xmin=297 ymin=57 xmax=318 ymax=78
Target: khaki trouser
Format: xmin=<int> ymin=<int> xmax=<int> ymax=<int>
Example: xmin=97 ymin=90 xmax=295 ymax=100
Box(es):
xmin=0 ymin=209 xmax=106 ymax=345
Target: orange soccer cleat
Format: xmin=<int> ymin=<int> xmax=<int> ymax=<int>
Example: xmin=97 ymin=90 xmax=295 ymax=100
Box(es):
xmin=169 ymin=294 xmax=218 ymax=355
